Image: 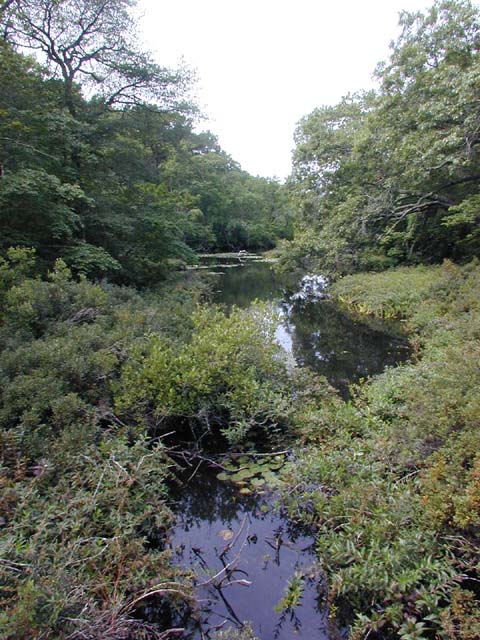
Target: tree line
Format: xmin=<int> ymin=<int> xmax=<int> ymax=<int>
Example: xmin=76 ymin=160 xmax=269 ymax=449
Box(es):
xmin=286 ymin=0 xmax=480 ymax=274
xmin=0 ymin=0 xmax=292 ymax=286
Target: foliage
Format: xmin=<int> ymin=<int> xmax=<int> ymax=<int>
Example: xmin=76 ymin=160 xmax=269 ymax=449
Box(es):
xmin=1 ymin=0 xmax=191 ymax=115
xmin=0 ymin=248 xmax=294 ymax=637
xmin=0 ymin=25 xmax=290 ymax=286
xmin=0 ymin=249 xmax=211 ymax=638
xmin=283 ymin=260 xmax=480 ymax=638
xmin=274 ymin=572 xmax=305 ymax=613
xmin=211 ymin=624 xmax=259 ymax=640
xmin=286 ymin=0 xmax=480 ymax=273
xmin=115 ymin=303 xmax=289 ymax=444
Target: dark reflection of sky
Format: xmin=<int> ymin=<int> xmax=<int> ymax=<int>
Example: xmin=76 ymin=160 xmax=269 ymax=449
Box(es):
xmin=168 ymin=464 xmax=332 ymax=639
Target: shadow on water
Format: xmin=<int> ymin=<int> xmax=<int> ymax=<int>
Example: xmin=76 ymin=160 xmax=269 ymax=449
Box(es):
xmin=168 ymin=464 xmax=333 ymax=640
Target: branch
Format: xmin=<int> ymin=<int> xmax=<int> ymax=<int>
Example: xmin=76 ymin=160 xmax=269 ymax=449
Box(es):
xmin=0 ymin=136 xmax=60 ymax=160
xmin=198 ymin=516 xmax=249 ymax=588
xmin=65 ymin=0 xmax=109 ymax=54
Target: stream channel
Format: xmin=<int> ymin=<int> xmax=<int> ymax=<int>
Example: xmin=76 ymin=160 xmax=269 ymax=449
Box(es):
xmin=166 ymin=254 xmax=411 ymax=639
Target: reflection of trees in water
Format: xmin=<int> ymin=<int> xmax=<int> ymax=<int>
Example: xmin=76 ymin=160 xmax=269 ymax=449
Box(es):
xmin=212 ymin=262 xmax=295 ymax=308
xmin=171 ymin=465 xmax=262 ymax=526
xmin=209 ymin=259 xmax=410 ymax=395
xmin=283 ymin=300 xmax=410 ymax=394
xmin=170 ymin=465 xmax=329 ymax=639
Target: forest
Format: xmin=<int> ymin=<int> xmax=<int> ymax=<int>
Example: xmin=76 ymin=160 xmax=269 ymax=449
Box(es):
xmin=0 ymin=1 xmax=479 ymax=639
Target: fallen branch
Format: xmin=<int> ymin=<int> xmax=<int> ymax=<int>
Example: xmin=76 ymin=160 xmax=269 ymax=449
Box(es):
xmin=199 ymin=520 xmax=250 ymax=588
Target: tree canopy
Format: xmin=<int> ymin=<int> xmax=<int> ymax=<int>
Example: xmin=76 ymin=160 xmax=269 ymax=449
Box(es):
xmin=1 ymin=0 xmax=191 ymax=115
xmin=287 ymin=0 xmax=480 ymax=273
xmin=0 ymin=0 xmax=291 ymax=284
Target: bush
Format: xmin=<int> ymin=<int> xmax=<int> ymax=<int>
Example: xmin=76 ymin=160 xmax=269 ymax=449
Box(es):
xmin=283 ymin=260 xmax=480 ymax=638
xmin=115 ymin=304 xmax=289 ymax=444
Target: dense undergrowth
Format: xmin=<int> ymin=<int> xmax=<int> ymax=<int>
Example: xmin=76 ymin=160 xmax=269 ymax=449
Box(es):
xmin=283 ymin=260 xmax=480 ymax=639
xmin=0 ymin=248 xmax=289 ymax=639
xmin=2 ymin=247 xmax=479 ymax=639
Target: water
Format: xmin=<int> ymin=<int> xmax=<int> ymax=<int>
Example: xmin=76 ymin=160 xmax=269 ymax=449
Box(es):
xmin=169 ymin=464 xmax=331 ymax=639
xmin=167 ymin=255 xmax=410 ymax=639
xmin=204 ymin=255 xmax=411 ymax=398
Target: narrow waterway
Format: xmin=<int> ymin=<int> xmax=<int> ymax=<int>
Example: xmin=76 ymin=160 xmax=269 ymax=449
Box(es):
xmin=168 ymin=255 xmax=411 ymax=639
xmin=205 ymin=254 xmax=410 ymax=398
xmin=169 ymin=464 xmax=329 ymax=639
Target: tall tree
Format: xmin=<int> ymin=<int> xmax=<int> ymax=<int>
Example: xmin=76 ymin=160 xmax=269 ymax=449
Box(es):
xmin=289 ymin=0 xmax=480 ymax=272
xmin=1 ymin=0 xmax=190 ymax=115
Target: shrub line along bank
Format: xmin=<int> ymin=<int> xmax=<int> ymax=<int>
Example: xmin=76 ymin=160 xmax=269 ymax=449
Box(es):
xmin=280 ymin=260 xmax=480 ymax=640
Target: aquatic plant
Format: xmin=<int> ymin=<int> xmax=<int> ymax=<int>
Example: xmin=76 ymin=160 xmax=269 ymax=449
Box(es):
xmin=216 ymin=454 xmax=287 ymax=491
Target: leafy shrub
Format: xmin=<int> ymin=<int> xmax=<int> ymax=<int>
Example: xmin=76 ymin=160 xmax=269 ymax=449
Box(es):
xmin=115 ymin=304 xmax=289 ymax=444
xmin=283 ymin=260 xmax=480 ymax=638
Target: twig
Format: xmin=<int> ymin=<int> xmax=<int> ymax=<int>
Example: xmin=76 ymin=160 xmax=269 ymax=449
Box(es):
xmin=227 ymin=450 xmax=289 ymax=458
xmin=198 ymin=520 xmax=250 ymax=588
xmin=92 ymin=466 xmax=107 ymax=501
xmin=211 ymin=619 xmax=228 ymax=631
xmin=123 ymin=584 xmax=192 ymax=612
xmin=220 ymin=579 xmax=252 ymax=588
xmin=156 ymin=629 xmax=185 ymax=639
xmin=395 ymin=469 xmax=420 ymax=483
xmin=186 ymin=459 xmax=203 ymax=483
xmin=219 ymin=515 xmax=248 ymax=561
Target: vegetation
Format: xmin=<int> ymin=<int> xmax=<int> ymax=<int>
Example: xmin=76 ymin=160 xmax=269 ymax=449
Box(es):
xmin=0 ymin=1 xmax=291 ymax=285
xmin=1 ymin=0 xmax=480 ymax=638
xmin=283 ymin=260 xmax=480 ymax=638
xmin=281 ymin=0 xmax=480 ymax=274
xmin=115 ymin=303 xmax=289 ymax=446
xmin=0 ymin=248 xmax=289 ymax=638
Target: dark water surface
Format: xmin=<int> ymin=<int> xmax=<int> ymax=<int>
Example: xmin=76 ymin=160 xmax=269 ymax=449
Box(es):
xmin=206 ymin=255 xmax=410 ymax=397
xmin=168 ymin=256 xmax=410 ymax=638
xmin=170 ymin=465 xmax=330 ymax=639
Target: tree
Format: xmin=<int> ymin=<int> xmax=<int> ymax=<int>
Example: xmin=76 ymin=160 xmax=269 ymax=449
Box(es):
xmin=1 ymin=0 xmax=191 ymax=115
xmin=288 ymin=0 xmax=480 ymax=272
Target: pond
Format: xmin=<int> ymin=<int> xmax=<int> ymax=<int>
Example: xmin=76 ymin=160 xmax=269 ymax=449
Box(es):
xmin=167 ymin=254 xmax=411 ymax=639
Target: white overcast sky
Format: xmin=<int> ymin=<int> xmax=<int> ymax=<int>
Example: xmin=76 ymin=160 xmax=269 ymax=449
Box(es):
xmin=137 ymin=0 xmax=436 ymax=180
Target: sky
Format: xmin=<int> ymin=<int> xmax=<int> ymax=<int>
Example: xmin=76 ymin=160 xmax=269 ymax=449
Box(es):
xmin=137 ymin=0 xmax=434 ymax=180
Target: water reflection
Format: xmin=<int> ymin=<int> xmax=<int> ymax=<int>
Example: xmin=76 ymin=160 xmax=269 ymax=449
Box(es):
xmin=169 ymin=464 xmax=330 ymax=639
xmin=169 ymin=256 xmax=410 ymax=638
xmin=207 ymin=257 xmax=411 ymax=397
xmin=278 ymin=298 xmax=410 ymax=398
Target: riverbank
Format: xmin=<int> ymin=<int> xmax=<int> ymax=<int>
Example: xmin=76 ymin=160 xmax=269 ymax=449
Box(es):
xmin=282 ymin=260 xmax=480 ymax=639
xmin=0 ymin=250 xmax=293 ymax=639
xmin=1 ymin=252 xmax=479 ymax=639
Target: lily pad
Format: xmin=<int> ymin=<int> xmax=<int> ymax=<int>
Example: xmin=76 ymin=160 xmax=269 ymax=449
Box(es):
xmin=221 ymin=460 xmax=238 ymax=472
xmin=262 ymin=472 xmax=281 ymax=485
xmin=216 ymin=472 xmax=230 ymax=482
xmin=266 ymin=462 xmax=284 ymax=471
xmin=230 ymin=468 xmax=257 ymax=481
